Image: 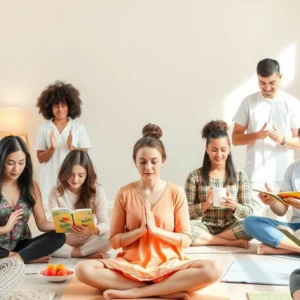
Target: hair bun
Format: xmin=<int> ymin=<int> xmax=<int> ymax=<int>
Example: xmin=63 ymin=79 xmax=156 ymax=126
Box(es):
xmin=142 ymin=123 xmax=162 ymax=139
xmin=202 ymin=120 xmax=229 ymax=139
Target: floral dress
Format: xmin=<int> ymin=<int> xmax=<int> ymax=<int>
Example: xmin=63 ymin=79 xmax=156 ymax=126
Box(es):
xmin=0 ymin=196 xmax=32 ymax=251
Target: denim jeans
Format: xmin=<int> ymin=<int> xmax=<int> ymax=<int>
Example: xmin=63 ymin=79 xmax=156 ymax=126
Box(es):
xmin=244 ymin=216 xmax=300 ymax=248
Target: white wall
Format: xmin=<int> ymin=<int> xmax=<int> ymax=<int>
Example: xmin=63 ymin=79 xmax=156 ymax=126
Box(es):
xmin=1 ymin=0 xmax=300 ymax=205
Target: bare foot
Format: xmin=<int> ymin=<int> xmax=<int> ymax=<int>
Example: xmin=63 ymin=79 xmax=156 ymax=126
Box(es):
xmin=103 ymin=288 xmax=189 ymax=299
xmin=27 ymin=256 xmax=51 ymax=264
xmin=104 ymin=288 xmax=140 ymax=299
xmin=85 ymin=252 xmax=104 ymax=259
xmin=162 ymin=292 xmax=190 ymax=299
xmin=9 ymin=252 xmax=24 ymax=261
xmin=235 ymin=240 xmax=249 ymax=249
xmin=257 ymin=244 xmax=295 ymax=255
xmin=224 ymin=239 xmax=249 ymax=249
xmin=9 ymin=251 xmax=17 ymax=257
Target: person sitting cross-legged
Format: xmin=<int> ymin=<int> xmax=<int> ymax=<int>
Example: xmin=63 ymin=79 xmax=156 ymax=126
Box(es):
xmin=244 ymin=159 xmax=300 ymax=255
xmin=186 ymin=120 xmax=253 ymax=249
xmin=75 ymin=123 xmax=222 ymax=299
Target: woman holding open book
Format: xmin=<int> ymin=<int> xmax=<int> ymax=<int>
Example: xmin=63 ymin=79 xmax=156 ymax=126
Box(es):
xmin=244 ymin=159 xmax=300 ymax=255
xmin=185 ymin=120 xmax=253 ymax=248
xmin=49 ymin=150 xmax=111 ymax=259
xmin=0 ymin=136 xmax=65 ymax=263
xmin=75 ymin=123 xmax=222 ymax=299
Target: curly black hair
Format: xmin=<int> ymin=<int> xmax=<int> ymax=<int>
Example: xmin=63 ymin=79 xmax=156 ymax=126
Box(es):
xmin=201 ymin=120 xmax=229 ymax=139
xmin=36 ymin=81 xmax=82 ymax=120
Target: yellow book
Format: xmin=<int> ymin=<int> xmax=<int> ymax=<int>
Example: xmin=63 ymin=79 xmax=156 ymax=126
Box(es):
xmin=253 ymin=189 xmax=300 ymax=205
xmin=51 ymin=208 xmax=95 ymax=233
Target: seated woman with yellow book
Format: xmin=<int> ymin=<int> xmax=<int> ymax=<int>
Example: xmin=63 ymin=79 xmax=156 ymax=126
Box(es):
xmin=244 ymin=160 xmax=300 ymax=255
xmin=51 ymin=207 xmax=95 ymax=233
xmin=49 ymin=150 xmax=111 ymax=259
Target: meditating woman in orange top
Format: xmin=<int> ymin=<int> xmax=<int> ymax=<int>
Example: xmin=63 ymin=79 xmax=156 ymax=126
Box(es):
xmin=75 ymin=123 xmax=222 ymax=299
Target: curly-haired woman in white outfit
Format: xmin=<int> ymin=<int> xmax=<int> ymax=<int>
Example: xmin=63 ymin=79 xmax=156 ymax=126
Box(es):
xmin=36 ymin=81 xmax=92 ymax=205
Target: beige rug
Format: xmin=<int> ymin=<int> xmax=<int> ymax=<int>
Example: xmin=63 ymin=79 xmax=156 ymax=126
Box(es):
xmin=247 ymin=292 xmax=292 ymax=300
xmin=184 ymin=240 xmax=259 ymax=254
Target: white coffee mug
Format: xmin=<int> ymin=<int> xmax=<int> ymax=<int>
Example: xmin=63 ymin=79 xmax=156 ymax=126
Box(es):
xmin=213 ymin=187 xmax=226 ymax=207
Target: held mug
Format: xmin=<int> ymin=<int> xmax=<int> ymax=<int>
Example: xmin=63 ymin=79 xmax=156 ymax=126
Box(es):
xmin=213 ymin=187 xmax=226 ymax=207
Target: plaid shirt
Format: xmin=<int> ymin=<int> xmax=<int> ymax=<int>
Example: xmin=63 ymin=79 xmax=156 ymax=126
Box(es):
xmin=185 ymin=168 xmax=252 ymax=228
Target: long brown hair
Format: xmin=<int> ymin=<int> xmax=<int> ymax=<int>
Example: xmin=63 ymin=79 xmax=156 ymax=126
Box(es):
xmin=133 ymin=123 xmax=166 ymax=161
xmin=57 ymin=150 xmax=97 ymax=211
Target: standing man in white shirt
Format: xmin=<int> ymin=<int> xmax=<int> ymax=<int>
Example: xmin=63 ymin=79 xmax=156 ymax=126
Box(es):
xmin=232 ymin=58 xmax=300 ymax=216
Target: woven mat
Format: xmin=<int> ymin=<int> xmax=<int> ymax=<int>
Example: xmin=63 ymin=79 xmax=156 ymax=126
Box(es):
xmin=10 ymin=288 xmax=55 ymax=300
xmin=247 ymin=292 xmax=292 ymax=300
xmin=184 ymin=240 xmax=259 ymax=254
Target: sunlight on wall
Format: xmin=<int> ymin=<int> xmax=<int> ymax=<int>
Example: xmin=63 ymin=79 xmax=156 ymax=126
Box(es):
xmin=223 ymin=43 xmax=297 ymax=123
xmin=223 ymin=75 xmax=258 ymax=123
xmin=279 ymin=43 xmax=296 ymax=88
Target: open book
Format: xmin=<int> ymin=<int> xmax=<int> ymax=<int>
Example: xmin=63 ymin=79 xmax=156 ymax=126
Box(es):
xmin=277 ymin=225 xmax=300 ymax=247
xmin=252 ymin=189 xmax=300 ymax=205
xmin=51 ymin=208 xmax=95 ymax=233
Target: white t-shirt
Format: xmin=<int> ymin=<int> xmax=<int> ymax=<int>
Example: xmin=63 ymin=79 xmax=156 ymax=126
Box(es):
xmin=233 ymin=91 xmax=300 ymax=182
xmin=36 ymin=118 xmax=92 ymax=204
xmin=48 ymin=184 xmax=110 ymax=235
xmin=281 ymin=160 xmax=300 ymax=223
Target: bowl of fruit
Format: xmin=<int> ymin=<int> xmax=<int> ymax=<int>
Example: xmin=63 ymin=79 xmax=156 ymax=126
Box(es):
xmin=39 ymin=264 xmax=74 ymax=282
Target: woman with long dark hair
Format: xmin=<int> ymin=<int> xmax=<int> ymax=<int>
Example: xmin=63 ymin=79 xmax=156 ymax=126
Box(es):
xmin=49 ymin=150 xmax=111 ymax=258
xmin=0 ymin=136 xmax=65 ymax=263
xmin=185 ymin=120 xmax=253 ymax=248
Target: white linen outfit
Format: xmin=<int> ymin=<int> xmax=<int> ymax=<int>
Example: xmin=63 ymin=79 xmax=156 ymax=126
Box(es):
xmin=36 ymin=118 xmax=91 ymax=205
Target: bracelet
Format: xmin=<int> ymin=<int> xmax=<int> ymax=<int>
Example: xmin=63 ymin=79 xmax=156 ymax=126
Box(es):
xmin=280 ymin=137 xmax=287 ymax=145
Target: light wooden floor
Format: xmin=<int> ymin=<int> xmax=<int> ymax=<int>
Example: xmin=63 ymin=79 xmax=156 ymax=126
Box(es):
xmin=16 ymin=253 xmax=292 ymax=300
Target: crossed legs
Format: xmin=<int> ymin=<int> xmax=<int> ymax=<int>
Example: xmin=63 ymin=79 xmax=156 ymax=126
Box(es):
xmin=75 ymin=259 xmax=222 ymax=299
